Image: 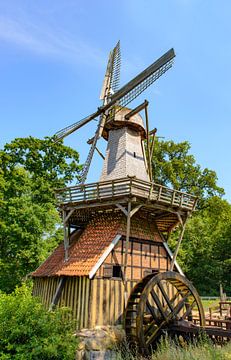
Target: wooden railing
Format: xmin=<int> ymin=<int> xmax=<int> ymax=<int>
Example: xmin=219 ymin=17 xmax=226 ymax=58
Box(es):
xmin=55 ymin=177 xmax=197 ymax=211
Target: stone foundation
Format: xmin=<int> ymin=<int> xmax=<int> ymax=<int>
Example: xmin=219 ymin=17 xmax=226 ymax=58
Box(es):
xmin=76 ymin=326 xmax=125 ymax=360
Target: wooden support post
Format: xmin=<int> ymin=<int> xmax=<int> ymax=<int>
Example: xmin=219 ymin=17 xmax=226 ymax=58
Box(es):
xmin=63 ymin=210 xmax=69 ymax=262
xmin=145 ymin=104 xmax=152 ymax=181
xmin=150 ymin=128 xmax=157 ymax=160
xmin=124 ymin=201 xmax=131 ymax=307
xmin=49 ymin=277 xmax=66 ymax=311
xmin=116 ymin=202 xmax=142 ymax=307
xmin=170 ymin=213 xmax=189 ymax=271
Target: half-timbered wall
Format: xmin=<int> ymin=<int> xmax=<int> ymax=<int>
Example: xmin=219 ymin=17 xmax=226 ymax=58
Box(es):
xmin=96 ymin=237 xmax=171 ymax=280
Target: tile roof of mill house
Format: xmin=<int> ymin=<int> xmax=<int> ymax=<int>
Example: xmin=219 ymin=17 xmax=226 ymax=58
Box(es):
xmin=32 ymin=213 xmax=163 ymax=277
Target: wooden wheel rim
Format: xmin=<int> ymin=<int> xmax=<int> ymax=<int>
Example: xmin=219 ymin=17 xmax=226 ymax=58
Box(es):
xmin=136 ymin=271 xmax=205 ymax=353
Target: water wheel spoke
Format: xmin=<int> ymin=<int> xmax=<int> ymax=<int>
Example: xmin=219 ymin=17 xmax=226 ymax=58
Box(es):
xmin=150 ymin=289 xmax=167 ymax=320
xmin=157 ymin=280 xmax=174 ymax=312
xmin=146 ymin=299 xmax=159 ymax=322
xmin=172 ymin=291 xmax=191 ymax=318
xmin=146 ymin=319 xmax=167 ymax=346
xmin=182 ymin=300 xmax=196 ymax=320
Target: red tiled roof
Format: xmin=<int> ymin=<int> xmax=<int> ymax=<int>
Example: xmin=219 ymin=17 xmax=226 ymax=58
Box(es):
xmin=32 ymin=212 xmax=163 ymax=277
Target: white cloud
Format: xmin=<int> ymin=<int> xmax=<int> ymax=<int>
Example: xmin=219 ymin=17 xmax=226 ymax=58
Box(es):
xmin=0 ymin=15 xmax=105 ymax=67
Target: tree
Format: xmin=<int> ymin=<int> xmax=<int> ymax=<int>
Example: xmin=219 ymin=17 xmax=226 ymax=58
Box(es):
xmin=151 ymin=139 xmax=230 ymax=295
xmin=151 ymin=139 xmax=224 ymax=205
xmin=172 ymin=197 xmax=231 ymax=295
xmin=0 ymin=137 xmax=81 ymax=293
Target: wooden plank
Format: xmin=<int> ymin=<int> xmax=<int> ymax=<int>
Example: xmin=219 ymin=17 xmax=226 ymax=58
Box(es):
xmin=76 ymin=277 xmax=82 ymax=329
xmin=90 ymin=279 xmax=97 ymax=328
xmin=73 ymin=277 xmax=78 ymax=324
xmin=84 ymin=278 xmax=90 ymax=328
xmin=110 ymin=280 xmax=115 ymax=325
xmin=99 ymin=279 xmax=104 ymax=325
xmin=80 ymin=277 xmax=85 ymax=329
xmin=106 ymin=280 xmax=110 ymax=325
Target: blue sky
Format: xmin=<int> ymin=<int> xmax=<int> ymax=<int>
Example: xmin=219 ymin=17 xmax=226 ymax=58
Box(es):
xmin=0 ymin=1 xmax=231 ymax=201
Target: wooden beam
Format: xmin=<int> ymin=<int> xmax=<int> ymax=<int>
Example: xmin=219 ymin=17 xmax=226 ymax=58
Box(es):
xmin=116 ymin=203 xmax=128 ymax=216
xmin=63 ymin=210 xmax=69 ymax=262
xmin=95 ymin=146 xmax=105 ymax=160
xmin=124 ymin=100 xmax=149 ymax=119
xmin=150 ymin=128 xmax=157 ymax=159
xmin=145 ymin=104 xmax=152 ymax=181
xmin=170 ymin=214 xmax=189 ymax=271
xmin=123 ymin=201 xmax=131 ymax=306
xmin=49 ymin=277 xmax=66 ymax=311
xmin=63 ymin=209 xmax=75 ymax=224
xmin=130 ymin=204 xmax=142 ymax=217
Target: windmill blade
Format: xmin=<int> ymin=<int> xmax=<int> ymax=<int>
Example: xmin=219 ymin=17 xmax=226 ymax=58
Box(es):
xmin=54 ymin=48 xmax=175 ymax=142
xmin=99 ymin=49 xmax=113 ymax=101
xmin=100 ymin=40 xmax=121 ymax=103
xmin=80 ymin=115 xmax=105 ymax=183
xmin=110 ymin=48 xmax=175 ymax=108
xmin=110 ymin=40 xmax=121 ymax=94
xmin=54 ymin=109 xmax=101 ymax=141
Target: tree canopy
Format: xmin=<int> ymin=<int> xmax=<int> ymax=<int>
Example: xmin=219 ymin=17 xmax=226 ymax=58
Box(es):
xmin=0 ymin=137 xmax=81 ymax=292
xmin=180 ymin=196 xmax=231 ymax=295
xmin=151 ymin=139 xmax=224 ymax=205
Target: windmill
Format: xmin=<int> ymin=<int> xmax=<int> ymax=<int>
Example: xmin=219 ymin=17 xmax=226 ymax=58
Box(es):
xmin=54 ymin=42 xmax=175 ymax=183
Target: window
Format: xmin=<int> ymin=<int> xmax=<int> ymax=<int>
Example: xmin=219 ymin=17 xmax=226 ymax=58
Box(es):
xmin=103 ymin=265 xmax=113 ymax=278
xmin=113 ymin=265 xmax=122 ymax=278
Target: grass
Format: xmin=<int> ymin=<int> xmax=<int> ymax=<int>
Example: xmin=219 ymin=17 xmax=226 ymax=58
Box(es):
xmin=114 ymin=336 xmax=231 ymax=360
xmin=201 ymin=299 xmax=220 ymax=312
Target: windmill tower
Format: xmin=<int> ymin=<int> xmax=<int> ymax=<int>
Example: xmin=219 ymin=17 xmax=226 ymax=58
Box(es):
xmin=100 ymin=107 xmax=149 ymax=182
xmin=32 ymin=43 xmax=197 ymax=330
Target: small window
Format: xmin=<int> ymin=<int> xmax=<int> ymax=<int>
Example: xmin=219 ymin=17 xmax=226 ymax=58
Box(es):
xmin=113 ymin=265 xmax=122 ymax=278
xmin=103 ymin=265 xmax=113 ymax=278
xmin=133 ymin=152 xmax=136 ymax=158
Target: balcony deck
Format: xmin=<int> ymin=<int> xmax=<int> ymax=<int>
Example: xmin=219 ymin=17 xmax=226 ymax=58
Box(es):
xmin=55 ymin=177 xmax=197 ymax=212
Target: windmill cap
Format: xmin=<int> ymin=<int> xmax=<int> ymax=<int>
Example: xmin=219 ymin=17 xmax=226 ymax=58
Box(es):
xmin=102 ymin=107 xmax=146 ymax=140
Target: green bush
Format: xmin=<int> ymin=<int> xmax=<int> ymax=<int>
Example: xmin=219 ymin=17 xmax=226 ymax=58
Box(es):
xmin=0 ymin=284 xmax=78 ymax=359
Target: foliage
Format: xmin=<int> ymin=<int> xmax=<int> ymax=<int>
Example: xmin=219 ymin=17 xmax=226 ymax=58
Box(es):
xmin=151 ymin=335 xmax=231 ymax=360
xmin=0 ymin=137 xmax=81 ymax=293
xmin=114 ymin=336 xmax=231 ymax=360
xmin=169 ymin=196 xmax=231 ymax=295
xmin=0 ymin=136 xmax=81 ymax=204
xmin=0 ymin=284 xmax=77 ymax=359
xmin=151 ymin=139 xmax=224 ymax=205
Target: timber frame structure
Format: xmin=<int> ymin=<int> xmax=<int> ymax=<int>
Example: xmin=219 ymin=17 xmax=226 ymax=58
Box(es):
xmin=58 ymin=176 xmax=195 ymax=305
xmin=32 ymin=175 xmax=197 ymax=328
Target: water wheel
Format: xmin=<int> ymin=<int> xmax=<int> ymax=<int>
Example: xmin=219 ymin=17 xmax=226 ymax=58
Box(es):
xmin=124 ymin=271 xmax=205 ymax=355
